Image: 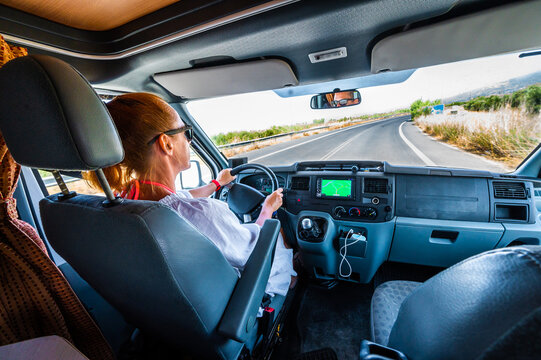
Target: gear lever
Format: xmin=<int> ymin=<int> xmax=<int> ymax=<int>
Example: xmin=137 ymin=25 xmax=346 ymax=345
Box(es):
xmin=300 ymin=217 xmax=321 ymax=239
xmin=301 ymin=218 xmax=313 ymax=230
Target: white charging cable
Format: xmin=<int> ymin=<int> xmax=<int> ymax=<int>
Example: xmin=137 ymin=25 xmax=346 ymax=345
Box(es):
xmin=339 ymin=229 xmax=364 ymax=278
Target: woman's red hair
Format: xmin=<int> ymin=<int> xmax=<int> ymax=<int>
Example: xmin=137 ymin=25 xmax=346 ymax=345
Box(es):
xmin=85 ymin=93 xmax=177 ymax=193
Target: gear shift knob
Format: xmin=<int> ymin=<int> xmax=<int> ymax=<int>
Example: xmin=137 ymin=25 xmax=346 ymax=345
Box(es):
xmin=301 ymin=218 xmax=313 ymax=230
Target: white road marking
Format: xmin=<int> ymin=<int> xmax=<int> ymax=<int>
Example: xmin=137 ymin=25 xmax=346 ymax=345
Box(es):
xmin=398 ymin=121 xmax=436 ymax=166
xmin=320 ymin=129 xmax=367 ymax=160
xmin=250 ymin=117 xmax=401 ymax=162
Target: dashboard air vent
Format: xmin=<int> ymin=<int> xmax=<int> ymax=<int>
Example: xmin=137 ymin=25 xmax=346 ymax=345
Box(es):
xmin=364 ymin=178 xmax=388 ymax=194
xmin=493 ymin=181 xmax=527 ymax=199
xmin=291 ymin=177 xmax=310 ymax=191
xmin=297 ymin=161 xmax=383 ymax=172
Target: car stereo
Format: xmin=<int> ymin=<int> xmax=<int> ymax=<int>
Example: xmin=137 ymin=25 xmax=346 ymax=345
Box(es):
xmin=315 ymin=177 xmax=355 ymax=199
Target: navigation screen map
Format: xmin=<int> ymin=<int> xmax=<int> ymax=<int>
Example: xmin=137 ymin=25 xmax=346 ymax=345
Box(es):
xmin=320 ymin=179 xmax=352 ymax=198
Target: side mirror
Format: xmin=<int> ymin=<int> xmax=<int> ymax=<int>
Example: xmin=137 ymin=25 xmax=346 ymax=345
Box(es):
xmin=310 ymin=89 xmax=361 ymax=109
xmin=180 ymin=160 xmax=205 ymax=189
xmin=228 ymin=157 xmax=248 ymax=168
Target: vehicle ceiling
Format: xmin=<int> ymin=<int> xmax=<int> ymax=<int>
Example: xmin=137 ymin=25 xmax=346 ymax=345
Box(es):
xmin=0 ymin=0 xmax=525 ymax=102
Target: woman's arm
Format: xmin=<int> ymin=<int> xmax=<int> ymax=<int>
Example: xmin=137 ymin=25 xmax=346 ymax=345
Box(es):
xmin=188 ymin=182 xmax=220 ymax=198
xmin=188 ymin=168 xmax=236 ymax=198
xmin=255 ymin=188 xmax=283 ymax=226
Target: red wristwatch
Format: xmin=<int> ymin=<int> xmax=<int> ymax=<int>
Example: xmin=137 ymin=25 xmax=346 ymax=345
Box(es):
xmin=211 ymin=179 xmax=221 ymax=192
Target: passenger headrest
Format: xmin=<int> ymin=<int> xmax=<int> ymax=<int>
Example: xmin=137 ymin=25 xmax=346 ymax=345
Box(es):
xmin=0 ymin=55 xmax=124 ymax=171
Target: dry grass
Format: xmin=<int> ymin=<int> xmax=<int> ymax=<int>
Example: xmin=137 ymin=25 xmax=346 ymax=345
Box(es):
xmin=416 ymin=107 xmax=541 ymax=167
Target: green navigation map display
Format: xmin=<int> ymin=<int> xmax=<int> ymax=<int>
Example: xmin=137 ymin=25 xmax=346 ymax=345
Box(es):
xmin=320 ymin=179 xmax=352 ymax=197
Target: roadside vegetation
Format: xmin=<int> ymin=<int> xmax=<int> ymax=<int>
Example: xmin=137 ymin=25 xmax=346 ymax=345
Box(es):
xmin=212 ymin=108 xmax=409 ymax=146
xmin=460 ymin=85 xmax=541 ymax=114
xmin=410 ymin=99 xmax=442 ymax=120
xmin=412 ymin=85 xmax=541 ymax=167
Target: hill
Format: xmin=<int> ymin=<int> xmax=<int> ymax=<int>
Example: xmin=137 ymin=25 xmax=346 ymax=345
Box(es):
xmin=444 ymin=71 xmax=541 ymax=103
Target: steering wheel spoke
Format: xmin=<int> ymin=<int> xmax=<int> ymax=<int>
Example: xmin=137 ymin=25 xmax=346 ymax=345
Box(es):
xmin=240 ymin=205 xmax=262 ymax=223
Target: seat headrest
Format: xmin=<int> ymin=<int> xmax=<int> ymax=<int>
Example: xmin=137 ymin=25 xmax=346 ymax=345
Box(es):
xmin=0 ymin=55 xmax=124 ymax=171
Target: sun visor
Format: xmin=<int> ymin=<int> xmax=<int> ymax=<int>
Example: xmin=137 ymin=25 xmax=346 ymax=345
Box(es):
xmin=274 ymin=69 xmax=415 ymax=98
xmin=153 ymin=59 xmax=298 ymax=99
xmin=371 ymin=1 xmax=541 ymax=73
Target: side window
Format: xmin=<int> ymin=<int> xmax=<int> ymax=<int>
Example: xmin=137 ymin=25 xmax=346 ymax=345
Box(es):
xmin=175 ymin=150 xmax=213 ymax=190
xmin=37 ymin=170 xmax=103 ymax=196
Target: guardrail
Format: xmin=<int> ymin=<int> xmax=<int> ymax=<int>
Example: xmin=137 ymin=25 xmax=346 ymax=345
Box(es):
xmin=217 ymin=114 xmax=409 ymax=150
xmin=217 ymin=124 xmax=331 ymax=150
xmin=42 ymin=175 xmax=81 ymax=187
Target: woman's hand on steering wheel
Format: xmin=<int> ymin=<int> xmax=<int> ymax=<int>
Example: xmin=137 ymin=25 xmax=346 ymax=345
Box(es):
xmin=262 ymin=188 xmax=284 ymax=215
xmin=216 ymin=168 xmax=236 ymax=186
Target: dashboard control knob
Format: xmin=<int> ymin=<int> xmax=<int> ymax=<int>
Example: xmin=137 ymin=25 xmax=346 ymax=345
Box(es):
xmin=366 ymin=207 xmax=377 ymax=219
xmin=371 ymin=197 xmax=380 ymax=205
xmin=349 ymin=207 xmax=361 ymax=217
xmin=333 ymin=206 xmax=346 ymax=218
xmin=301 ymin=218 xmax=313 ymax=230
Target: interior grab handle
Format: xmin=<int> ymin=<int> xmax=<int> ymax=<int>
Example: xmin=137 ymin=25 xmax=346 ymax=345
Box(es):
xmin=429 ymin=230 xmax=459 ymax=244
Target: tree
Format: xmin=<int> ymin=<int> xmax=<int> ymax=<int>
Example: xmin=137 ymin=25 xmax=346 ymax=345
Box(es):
xmin=525 ymin=85 xmax=541 ymax=114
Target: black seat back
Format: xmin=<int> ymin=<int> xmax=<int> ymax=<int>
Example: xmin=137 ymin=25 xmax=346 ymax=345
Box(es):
xmin=388 ymin=245 xmax=541 ymax=360
xmin=40 ymin=194 xmax=242 ymax=359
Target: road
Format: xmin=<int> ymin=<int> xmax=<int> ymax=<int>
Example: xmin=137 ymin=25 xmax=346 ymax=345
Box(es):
xmin=240 ymin=115 xmax=508 ymax=172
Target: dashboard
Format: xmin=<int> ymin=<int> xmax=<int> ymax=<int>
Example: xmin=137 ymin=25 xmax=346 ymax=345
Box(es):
xmin=240 ymin=174 xmax=286 ymax=194
xmin=235 ymin=161 xmax=541 ymax=284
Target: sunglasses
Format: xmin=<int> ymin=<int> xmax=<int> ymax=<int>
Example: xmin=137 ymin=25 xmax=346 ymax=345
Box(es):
xmin=147 ymin=125 xmax=193 ymax=145
xmin=330 ymin=99 xmax=349 ymax=107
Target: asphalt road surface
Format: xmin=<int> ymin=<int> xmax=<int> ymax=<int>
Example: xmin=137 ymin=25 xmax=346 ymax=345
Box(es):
xmin=240 ymin=115 xmax=508 ymax=172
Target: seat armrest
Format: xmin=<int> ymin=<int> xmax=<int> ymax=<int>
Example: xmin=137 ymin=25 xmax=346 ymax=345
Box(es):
xmin=218 ymin=219 xmax=280 ymax=342
xmin=0 ymin=335 xmax=89 ymax=359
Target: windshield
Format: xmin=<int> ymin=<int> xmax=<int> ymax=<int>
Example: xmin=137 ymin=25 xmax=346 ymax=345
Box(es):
xmin=188 ymin=51 xmax=541 ymax=172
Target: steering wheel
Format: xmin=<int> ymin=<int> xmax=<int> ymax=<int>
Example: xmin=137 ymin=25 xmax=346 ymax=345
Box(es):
xmin=220 ymin=163 xmax=279 ymax=222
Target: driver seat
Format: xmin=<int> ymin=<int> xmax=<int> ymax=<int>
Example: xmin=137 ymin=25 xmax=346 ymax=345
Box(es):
xmin=0 ymin=55 xmax=284 ymax=359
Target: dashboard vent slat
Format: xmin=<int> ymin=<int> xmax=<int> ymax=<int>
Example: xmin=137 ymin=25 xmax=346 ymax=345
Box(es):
xmin=296 ymin=161 xmax=383 ymax=172
xmin=364 ymin=178 xmax=388 ymax=194
xmin=291 ymin=177 xmax=310 ymax=191
xmin=493 ymin=181 xmax=527 ymax=199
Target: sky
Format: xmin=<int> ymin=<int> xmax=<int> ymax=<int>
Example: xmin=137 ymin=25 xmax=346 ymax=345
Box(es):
xmin=187 ymin=51 xmax=541 ymax=137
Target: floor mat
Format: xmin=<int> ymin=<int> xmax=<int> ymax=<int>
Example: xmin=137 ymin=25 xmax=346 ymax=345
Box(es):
xmin=297 ymin=282 xmax=373 ymax=360
xmin=294 ymin=348 xmax=338 ymax=360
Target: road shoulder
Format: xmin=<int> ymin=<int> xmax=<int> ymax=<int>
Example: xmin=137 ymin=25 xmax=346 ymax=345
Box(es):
xmin=401 ymin=121 xmax=510 ymax=172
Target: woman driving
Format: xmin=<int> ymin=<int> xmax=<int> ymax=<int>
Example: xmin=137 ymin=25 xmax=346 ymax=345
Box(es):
xmin=85 ymin=93 xmax=296 ymax=297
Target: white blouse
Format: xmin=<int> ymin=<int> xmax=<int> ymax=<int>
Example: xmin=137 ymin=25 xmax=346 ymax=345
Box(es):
xmin=159 ymin=190 xmax=296 ymax=297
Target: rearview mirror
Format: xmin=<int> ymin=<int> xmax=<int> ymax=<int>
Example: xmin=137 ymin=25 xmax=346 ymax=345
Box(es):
xmin=310 ymin=89 xmax=361 ymax=109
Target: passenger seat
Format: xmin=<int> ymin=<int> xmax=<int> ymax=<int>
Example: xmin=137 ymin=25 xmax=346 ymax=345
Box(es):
xmin=370 ymin=280 xmax=421 ymax=346
xmin=369 ymin=246 xmax=541 ymax=359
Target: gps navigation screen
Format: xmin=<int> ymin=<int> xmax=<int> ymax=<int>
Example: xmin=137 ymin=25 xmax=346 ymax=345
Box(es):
xmin=320 ymin=179 xmax=352 ymax=198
